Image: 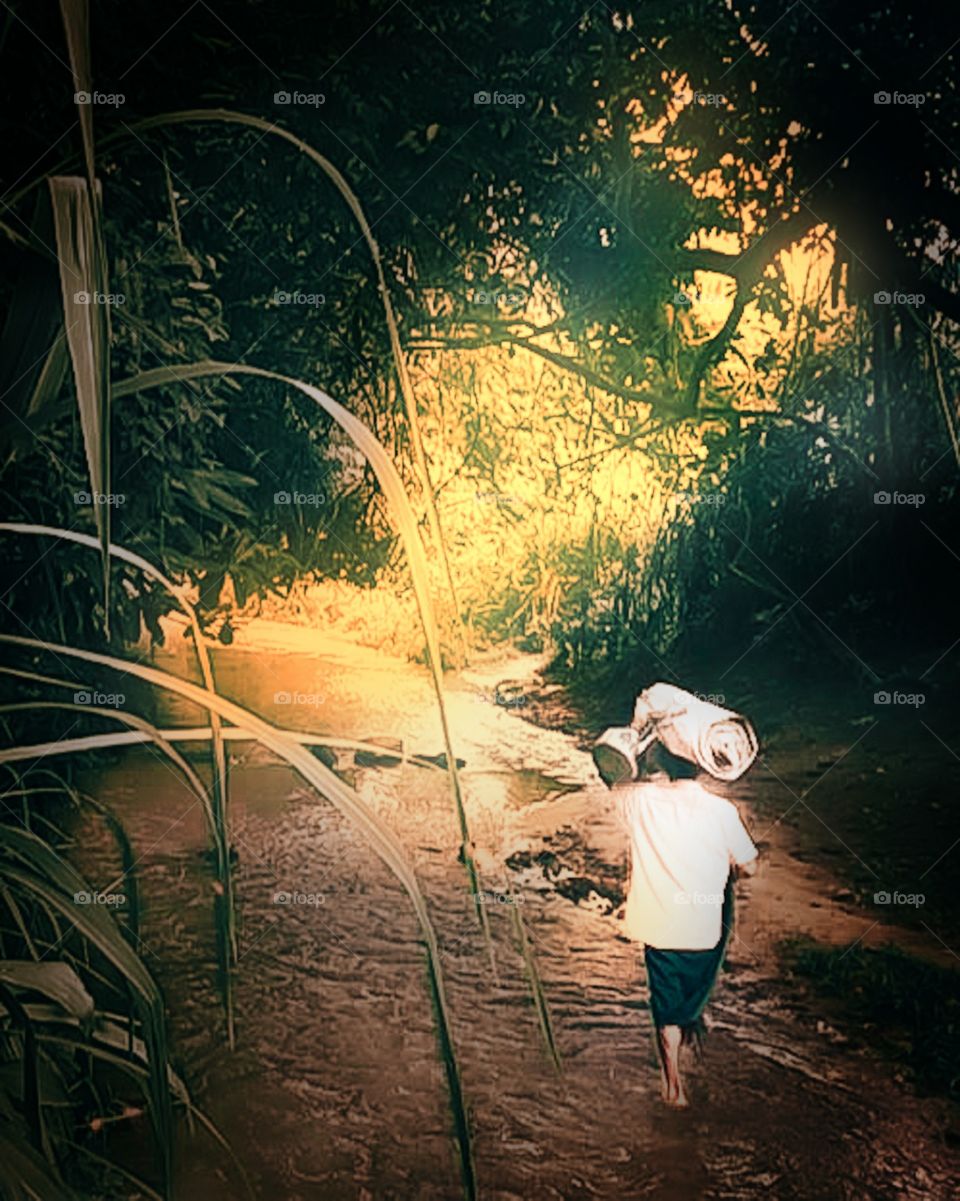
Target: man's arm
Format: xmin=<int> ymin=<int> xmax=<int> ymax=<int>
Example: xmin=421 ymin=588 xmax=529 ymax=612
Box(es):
xmin=720 ymin=799 xmax=759 ymax=875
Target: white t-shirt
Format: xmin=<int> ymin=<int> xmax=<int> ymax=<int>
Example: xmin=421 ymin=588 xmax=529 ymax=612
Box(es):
xmin=615 ymin=778 xmax=757 ymax=951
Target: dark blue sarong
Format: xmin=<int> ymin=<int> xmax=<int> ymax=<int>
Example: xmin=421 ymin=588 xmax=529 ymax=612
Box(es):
xmin=644 ymin=883 xmax=733 ymax=1032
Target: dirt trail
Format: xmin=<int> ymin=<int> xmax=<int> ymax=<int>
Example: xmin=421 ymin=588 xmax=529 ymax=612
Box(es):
xmin=73 ymin=627 xmax=960 ymax=1199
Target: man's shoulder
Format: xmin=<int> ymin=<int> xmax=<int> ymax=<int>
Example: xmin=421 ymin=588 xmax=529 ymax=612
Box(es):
xmin=681 ymin=781 xmax=737 ymax=815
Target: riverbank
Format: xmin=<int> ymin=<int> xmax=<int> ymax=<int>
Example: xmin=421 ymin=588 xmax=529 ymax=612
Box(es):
xmin=79 ymin=618 xmax=959 ymax=1198
xmin=493 ymin=648 xmax=960 ymax=1112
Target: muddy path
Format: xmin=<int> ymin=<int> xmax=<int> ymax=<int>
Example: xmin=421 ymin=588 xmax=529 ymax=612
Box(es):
xmin=71 ymin=624 xmax=960 ymax=1199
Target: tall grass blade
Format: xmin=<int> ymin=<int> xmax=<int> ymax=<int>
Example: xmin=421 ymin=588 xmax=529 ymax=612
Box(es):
xmin=0 ymin=823 xmax=173 ymax=1191
xmin=0 ymin=980 xmax=50 ymax=1163
xmin=59 ymin=1 xmax=96 ymax=187
xmin=0 ymin=771 xmax=142 ymax=942
xmin=0 ymin=702 xmax=212 ymax=826
xmin=113 ymin=362 xmax=489 ymax=947
xmin=0 ymin=1130 xmax=79 ymax=1201
xmin=47 ymin=177 xmax=111 ymax=630
xmin=120 ymin=108 xmax=465 ymax=660
xmin=0 ymin=961 xmax=95 ymax=1021
xmin=0 ymin=693 xmax=235 ymax=1047
xmin=37 ymin=1027 xmax=254 ymax=1201
xmin=0 ymin=523 xmax=233 ymax=964
xmin=0 ymin=634 xmax=477 ymax=1201
xmin=59 ymin=1143 xmax=164 ymax=1201
xmin=0 ymin=191 xmax=70 ymax=471
xmin=508 ymin=894 xmax=562 ymax=1073
xmin=57 ymin=1 xmax=113 ymax=631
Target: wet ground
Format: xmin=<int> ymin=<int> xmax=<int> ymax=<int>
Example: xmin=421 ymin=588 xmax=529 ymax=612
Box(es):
xmin=69 ymin=621 xmax=960 ymax=1199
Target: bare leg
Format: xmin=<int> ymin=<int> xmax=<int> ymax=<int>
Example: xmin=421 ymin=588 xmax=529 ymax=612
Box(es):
xmin=655 ymin=1024 xmax=688 ymax=1108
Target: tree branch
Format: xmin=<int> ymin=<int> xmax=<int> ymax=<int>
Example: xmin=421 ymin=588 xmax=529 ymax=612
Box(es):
xmin=407 ymin=328 xmax=693 ymax=418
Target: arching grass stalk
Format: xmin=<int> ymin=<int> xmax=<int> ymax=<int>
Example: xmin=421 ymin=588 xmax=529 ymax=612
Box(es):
xmin=113 ymin=362 xmax=490 ymax=951
xmin=0 ymin=522 xmax=234 ymax=964
xmin=0 ymin=822 xmax=174 ymax=1191
xmin=0 ymin=634 xmax=478 ymax=1201
xmin=4 ymin=110 xmax=467 ymax=660
xmin=0 ymin=691 xmax=235 ymax=1046
xmin=124 ymin=109 xmax=465 ymax=662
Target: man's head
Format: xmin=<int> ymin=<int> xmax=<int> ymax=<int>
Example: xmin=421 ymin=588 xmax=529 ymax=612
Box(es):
xmin=637 ymin=741 xmax=699 ymax=782
xmin=593 ymin=728 xmax=700 ymax=788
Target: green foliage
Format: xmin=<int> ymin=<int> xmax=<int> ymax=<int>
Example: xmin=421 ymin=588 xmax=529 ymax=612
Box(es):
xmin=0 ymin=818 xmax=177 ymax=1196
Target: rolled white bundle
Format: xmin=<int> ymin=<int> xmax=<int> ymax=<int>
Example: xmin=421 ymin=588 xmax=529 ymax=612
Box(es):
xmin=631 ymin=681 xmax=758 ymax=781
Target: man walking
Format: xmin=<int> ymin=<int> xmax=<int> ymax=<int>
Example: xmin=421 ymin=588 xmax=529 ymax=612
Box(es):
xmin=594 ymin=732 xmax=758 ymax=1108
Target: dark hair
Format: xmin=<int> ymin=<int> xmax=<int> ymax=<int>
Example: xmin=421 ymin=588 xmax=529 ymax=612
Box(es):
xmin=638 ymin=741 xmax=698 ymax=781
